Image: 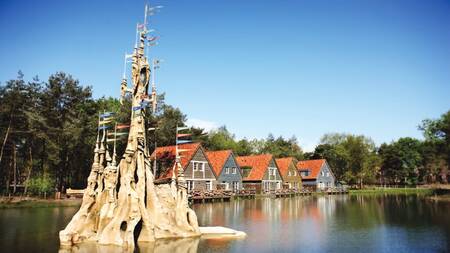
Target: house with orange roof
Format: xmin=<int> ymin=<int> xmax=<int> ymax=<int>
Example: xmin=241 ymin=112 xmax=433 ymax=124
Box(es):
xmin=151 ymin=142 xmax=217 ymax=192
xmin=206 ymin=150 xmax=243 ymax=192
xmin=275 ymin=157 xmax=303 ymax=190
xmin=296 ymin=159 xmax=335 ymax=191
xmin=236 ymin=154 xmax=283 ymax=193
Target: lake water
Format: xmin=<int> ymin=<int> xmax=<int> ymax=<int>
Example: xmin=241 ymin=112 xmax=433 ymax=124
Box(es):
xmin=0 ymin=195 xmax=448 ymax=253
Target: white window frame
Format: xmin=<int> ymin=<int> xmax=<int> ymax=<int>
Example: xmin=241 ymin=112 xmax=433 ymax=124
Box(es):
xmin=232 ymin=167 xmax=237 ymax=174
xmin=225 ymin=167 xmax=230 ymax=174
xmin=201 ymin=163 xmax=205 ymax=172
xmin=191 ymin=161 xmax=208 ymax=179
xmin=268 ymin=167 xmax=276 ymax=177
xmin=193 ymin=162 xmax=198 ymax=172
xmin=206 ymin=181 xmax=212 ymax=191
xmin=233 ymin=181 xmax=239 ymax=191
xmin=187 ymin=181 xmax=194 ymax=192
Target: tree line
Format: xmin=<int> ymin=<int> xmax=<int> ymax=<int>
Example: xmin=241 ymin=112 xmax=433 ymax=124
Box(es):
xmin=0 ymin=72 xmax=448 ymax=195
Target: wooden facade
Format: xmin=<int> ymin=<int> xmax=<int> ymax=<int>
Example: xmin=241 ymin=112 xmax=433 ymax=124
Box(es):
xmin=151 ymin=143 xmax=217 ymax=192
xmin=297 ymin=159 xmax=335 ymax=191
xmin=236 ymin=154 xmax=283 ymax=193
xmin=206 ymin=150 xmax=243 ymax=192
xmin=184 ymin=147 xmax=217 ymax=192
xmin=275 ymin=157 xmax=303 ymax=189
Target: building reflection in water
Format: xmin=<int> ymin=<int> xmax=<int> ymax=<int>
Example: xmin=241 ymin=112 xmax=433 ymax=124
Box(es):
xmin=191 ymin=195 xmax=347 ymax=252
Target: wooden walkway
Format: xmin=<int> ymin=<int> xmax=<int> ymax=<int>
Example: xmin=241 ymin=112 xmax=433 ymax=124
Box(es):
xmin=188 ymin=187 xmax=349 ymax=203
xmin=189 ymin=190 xmax=234 ymax=203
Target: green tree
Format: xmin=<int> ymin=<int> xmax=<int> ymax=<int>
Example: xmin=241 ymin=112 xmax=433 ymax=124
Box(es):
xmin=261 ymin=134 xmax=304 ymax=159
xmin=40 ymin=72 xmax=96 ymax=190
xmin=0 ymin=72 xmax=51 ymax=193
xmin=201 ymin=126 xmax=238 ymax=151
xmin=311 ymin=143 xmax=348 ymax=182
xmin=317 ymin=133 xmax=378 ymax=187
xmin=379 ymin=138 xmax=423 ymax=185
xmin=419 ymin=110 xmax=450 ymax=183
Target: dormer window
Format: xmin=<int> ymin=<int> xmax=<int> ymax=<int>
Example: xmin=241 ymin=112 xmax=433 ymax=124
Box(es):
xmin=300 ymin=169 xmax=310 ymax=177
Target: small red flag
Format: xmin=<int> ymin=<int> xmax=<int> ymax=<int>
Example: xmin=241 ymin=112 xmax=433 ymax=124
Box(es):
xmin=177 ymin=133 xmax=192 ymax=138
xmin=117 ymin=124 xmax=130 ymax=129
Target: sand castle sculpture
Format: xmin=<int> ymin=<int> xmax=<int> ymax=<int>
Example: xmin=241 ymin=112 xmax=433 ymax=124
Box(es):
xmin=59 ymin=5 xmax=204 ymax=249
xmin=60 ymin=5 xmax=245 ymax=250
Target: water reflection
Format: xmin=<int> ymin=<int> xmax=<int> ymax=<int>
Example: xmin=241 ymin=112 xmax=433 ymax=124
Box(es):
xmin=192 ymin=195 xmax=449 ymax=252
xmin=59 ymin=238 xmax=200 ymax=253
xmin=0 ymin=195 xmax=449 ymax=253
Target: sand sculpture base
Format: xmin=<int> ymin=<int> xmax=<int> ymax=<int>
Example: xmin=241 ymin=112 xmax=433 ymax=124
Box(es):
xmin=59 ymin=149 xmax=245 ymax=250
xmin=59 ymin=150 xmax=202 ymax=249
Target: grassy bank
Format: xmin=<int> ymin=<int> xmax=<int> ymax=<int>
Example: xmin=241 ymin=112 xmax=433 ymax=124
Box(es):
xmin=0 ymin=197 xmax=81 ymax=209
xmin=349 ymin=187 xmax=434 ymax=195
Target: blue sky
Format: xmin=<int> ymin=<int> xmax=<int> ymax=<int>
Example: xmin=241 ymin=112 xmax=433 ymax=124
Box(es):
xmin=1 ymin=0 xmax=449 ymax=151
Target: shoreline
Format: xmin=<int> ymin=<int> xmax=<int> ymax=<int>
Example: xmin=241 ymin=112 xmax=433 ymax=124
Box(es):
xmin=0 ymin=197 xmax=81 ymax=209
xmin=1 ymin=187 xmax=448 ymax=208
xmin=348 ymin=187 xmax=434 ymax=195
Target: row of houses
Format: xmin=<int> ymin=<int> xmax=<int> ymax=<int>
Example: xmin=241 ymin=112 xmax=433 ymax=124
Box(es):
xmin=151 ymin=143 xmax=336 ymax=193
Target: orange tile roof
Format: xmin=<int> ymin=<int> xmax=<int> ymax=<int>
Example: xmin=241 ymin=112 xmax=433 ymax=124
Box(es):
xmin=296 ymin=159 xmax=326 ymax=180
xmin=205 ymin=150 xmax=232 ymax=176
xmin=151 ymin=142 xmax=202 ymax=179
xmin=236 ymin=154 xmax=274 ymax=181
xmin=275 ymin=157 xmax=296 ymax=178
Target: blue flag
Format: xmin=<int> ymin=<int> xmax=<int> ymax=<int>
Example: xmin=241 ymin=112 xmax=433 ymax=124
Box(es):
xmin=100 ymin=112 xmax=115 ymax=118
xmin=176 ymin=140 xmax=192 ymax=144
xmin=98 ymin=125 xmax=110 ymax=130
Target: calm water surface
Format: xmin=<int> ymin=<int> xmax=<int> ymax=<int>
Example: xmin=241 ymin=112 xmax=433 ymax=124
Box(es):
xmin=0 ymin=195 xmax=448 ymax=253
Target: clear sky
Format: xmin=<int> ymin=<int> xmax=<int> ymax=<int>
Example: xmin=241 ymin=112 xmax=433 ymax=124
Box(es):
xmin=1 ymin=0 xmax=449 ymax=151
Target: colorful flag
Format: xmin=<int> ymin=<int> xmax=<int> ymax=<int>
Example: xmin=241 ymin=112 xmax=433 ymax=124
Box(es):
xmin=177 ymin=133 xmax=192 ymax=138
xmin=147 ymin=5 xmax=163 ymax=14
xmin=99 ymin=119 xmax=113 ymax=125
xmin=137 ymin=23 xmax=145 ymax=31
xmin=176 ymin=140 xmax=192 ymax=144
xmin=177 ymin=126 xmax=190 ymax=131
xmin=100 ymin=112 xmax=115 ymax=118
xmin=115 ymin=132 xmax=128 ymax=136
xmin=132 ymin=106 xmax=143 ymax=111
xmin=116 ymin=124 xmax=130 ymax=129
xmin=98 ymin=126 xmax=109 ymax=130
xmin=148 ymin=36 xmax=159 ymax=42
